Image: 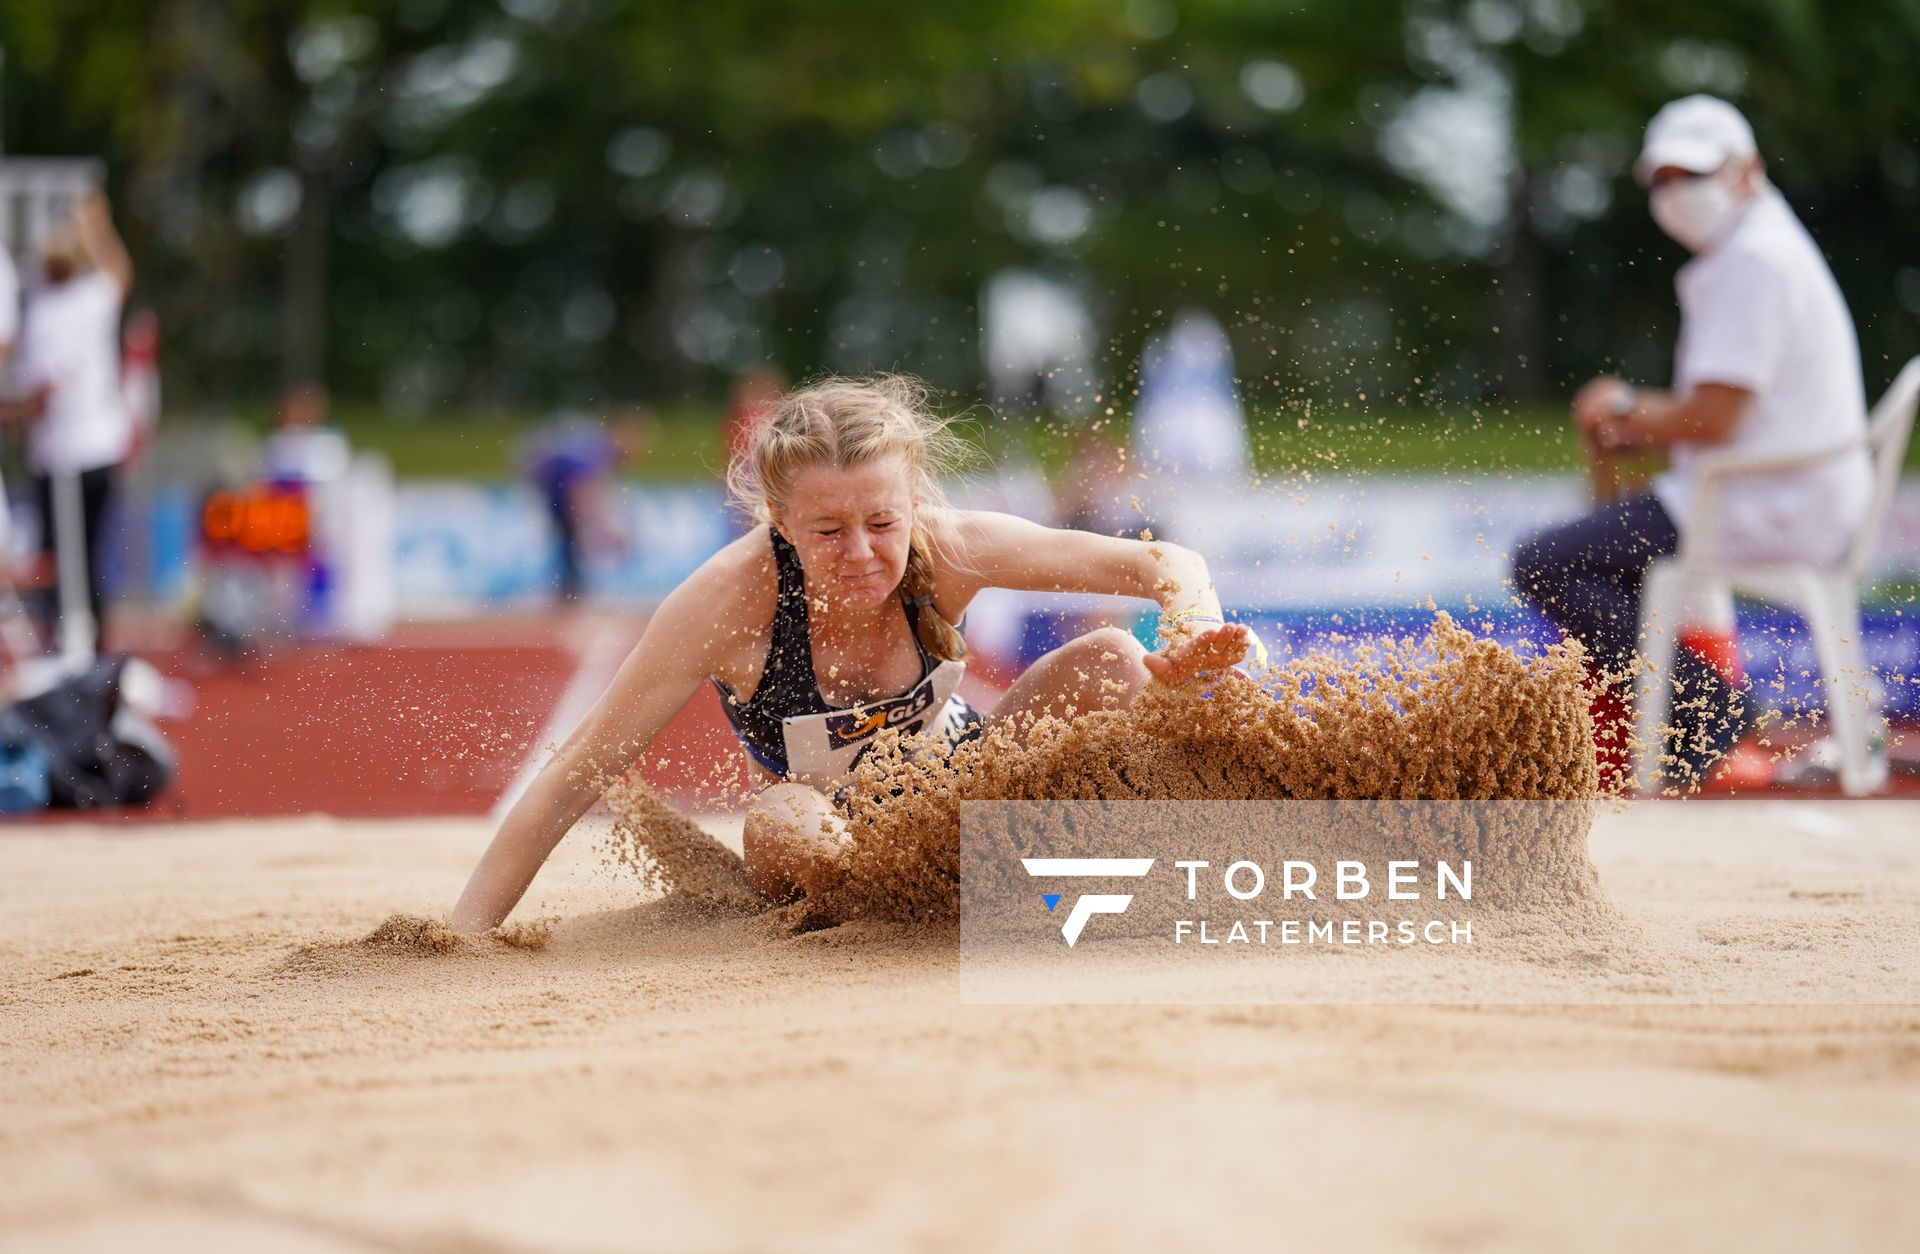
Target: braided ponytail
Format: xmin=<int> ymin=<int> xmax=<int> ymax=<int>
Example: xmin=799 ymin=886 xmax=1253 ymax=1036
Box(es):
xmin=900 ymin=523 xmax=967 ymax=662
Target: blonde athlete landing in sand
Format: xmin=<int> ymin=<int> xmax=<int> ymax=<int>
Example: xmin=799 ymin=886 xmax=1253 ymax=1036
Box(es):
xmin=451 ymin=374 xmax=1252 ymax=931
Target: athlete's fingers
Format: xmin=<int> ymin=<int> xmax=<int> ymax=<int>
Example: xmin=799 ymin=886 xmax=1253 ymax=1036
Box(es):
xmin=1150 ymin=623 xmax=1250 ymax=685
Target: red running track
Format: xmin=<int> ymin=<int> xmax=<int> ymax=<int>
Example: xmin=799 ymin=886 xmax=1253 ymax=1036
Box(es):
xmin=91 ymin=614 xmax=749 ymax=820
xmin=18 ymin=613 xmax=1918 ymax=821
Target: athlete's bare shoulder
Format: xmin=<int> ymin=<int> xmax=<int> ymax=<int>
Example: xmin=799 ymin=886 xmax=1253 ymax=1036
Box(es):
xmin=940 ymin=506 xmax=1027 ymax=548
xmin=930 ymin=506 xmax=1041 ymax=574
xmin=913 ymin=507 xmax=1025 ymax=619
xmin=667 ymin=525 xmax=780 ymax=687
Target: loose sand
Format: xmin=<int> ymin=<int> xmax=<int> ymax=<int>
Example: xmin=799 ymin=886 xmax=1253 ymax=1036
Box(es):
xmin=4 ymin=804 xmax=1918 ymax=1252
xmin=600 ymin=613 xmax=1605 ymax=931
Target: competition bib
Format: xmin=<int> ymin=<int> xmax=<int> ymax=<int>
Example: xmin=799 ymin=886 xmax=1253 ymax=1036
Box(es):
xmin=780 ymin=659 xmax=966 ymax=783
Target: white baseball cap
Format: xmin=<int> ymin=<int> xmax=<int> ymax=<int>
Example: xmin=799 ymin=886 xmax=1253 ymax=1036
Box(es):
xmin=1634 ymin=95 xmax=1758 ymax=185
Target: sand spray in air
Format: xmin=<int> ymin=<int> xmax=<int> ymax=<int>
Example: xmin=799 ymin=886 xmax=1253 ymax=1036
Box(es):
xmin=600 ymin=612 xmax=1614 ymax=932
xmin=595 ymin=772 xmax=762 ymax=910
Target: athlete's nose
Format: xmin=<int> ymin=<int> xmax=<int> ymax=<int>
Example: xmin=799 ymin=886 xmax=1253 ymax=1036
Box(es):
xmin=845 ymin=528 xmax=876 ymax=562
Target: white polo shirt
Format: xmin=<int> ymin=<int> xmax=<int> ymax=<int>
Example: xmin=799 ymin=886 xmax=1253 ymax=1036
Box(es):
xmin=15 ymin=271 xmax=132 ymax=475
xmin=1654 ymin=188 xmax=1873 ymax=564
xmin=0 ymin=247 xmax=19 ymax=349
xmin=0 ymin=250 xmax=14 ymax=547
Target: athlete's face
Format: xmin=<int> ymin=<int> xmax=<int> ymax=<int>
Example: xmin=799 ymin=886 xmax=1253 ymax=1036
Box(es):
xmin=774 ymin=457 xmax=916 ymax=610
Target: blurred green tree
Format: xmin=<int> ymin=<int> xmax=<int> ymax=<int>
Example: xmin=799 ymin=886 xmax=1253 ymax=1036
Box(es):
xmin=0 ymin=0 xmax=1914 ymax=423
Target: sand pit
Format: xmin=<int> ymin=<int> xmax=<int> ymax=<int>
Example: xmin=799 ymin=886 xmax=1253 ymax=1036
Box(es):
xmin=586 ymin=617 xmax=1908 ymax=1007
xmin=5 ymin=620 xmax=1916 ymax=1248
xmin=4 ymin=805 xmax=1918 ymax=1251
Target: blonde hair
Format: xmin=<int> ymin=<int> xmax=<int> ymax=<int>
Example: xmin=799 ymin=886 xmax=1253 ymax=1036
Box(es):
xmin=727 ymin=373 xmax=971 ymax=661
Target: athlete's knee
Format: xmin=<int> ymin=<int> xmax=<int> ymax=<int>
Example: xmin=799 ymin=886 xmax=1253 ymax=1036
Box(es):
xmin=743 ymin=783 xmax=839 ymax=897
xmin=1059 ymin=628 xmax=1149 ymax=707
xmin=1066 ymin=626 xmax=1145 ymax=672
xmin=746 ymin=781 xmax=831 ymax=836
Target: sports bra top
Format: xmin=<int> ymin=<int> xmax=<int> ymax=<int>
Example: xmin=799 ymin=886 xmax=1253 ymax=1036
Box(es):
xmin=712 ymin=529 xmax=975 ymax=781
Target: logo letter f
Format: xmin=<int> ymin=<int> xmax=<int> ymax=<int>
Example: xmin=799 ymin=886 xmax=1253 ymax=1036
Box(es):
xmin=1022 ymin=858 xmax=1156 ymax=946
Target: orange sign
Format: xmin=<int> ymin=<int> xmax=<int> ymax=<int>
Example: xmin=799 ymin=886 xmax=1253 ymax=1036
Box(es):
xmin=201 ymin=485 xmax=312 ymax=556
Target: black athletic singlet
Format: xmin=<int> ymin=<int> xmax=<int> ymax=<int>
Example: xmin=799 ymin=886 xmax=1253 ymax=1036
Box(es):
xmin=713 ymin=529 xmax=983 ymax=780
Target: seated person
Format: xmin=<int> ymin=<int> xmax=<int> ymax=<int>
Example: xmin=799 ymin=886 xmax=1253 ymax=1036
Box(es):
xmin=1513 ymin=96 xmax=1873 ymax=787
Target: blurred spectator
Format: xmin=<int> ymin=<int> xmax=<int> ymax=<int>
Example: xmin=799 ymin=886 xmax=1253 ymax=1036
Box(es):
xmin=724 ymin=365 xmax=786 ymax=466
xmin=263 ymin=382 xmax=351 ymax=483
xmin=1513 ymin=96 xmax=1873 ymax=786
xmin=0 ymin=241 xmax=18 ymax=364
xmin=0 ymin=242 xmax=19 ymax=588
xmin=259 ymin=382 xmax=350 ymax=637
xmin=119 ymin=309 xmax=162 ymax=462
xmin=12 ymin=189 xmax=135 ymax=655
xmin=1056 ymin=426 xmax=1141 ymax=539
xmin=521 ymin=410 xmax=649 ymax=601
xmin=1128 ymin=309 xmax=1251 ymax=542
xmin=1131 ymin=310 xmax=1251 ymax=482
xmin=980 ymin=270 xmax=1097 ymax=414
xmin=198 ymin=382 xmax=395 ymax=650
xmin=723 ymin=367 xmax=786 ymax=538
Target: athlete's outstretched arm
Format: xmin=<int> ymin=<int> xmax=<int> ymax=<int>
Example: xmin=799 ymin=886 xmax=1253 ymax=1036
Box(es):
xmin=449 ymin=564 xmax=744 ymax=932
xmin=947 ymin=509 xmax=1245 ymax=683
xmin=948 ymin=509 xmax=1223 ymax=617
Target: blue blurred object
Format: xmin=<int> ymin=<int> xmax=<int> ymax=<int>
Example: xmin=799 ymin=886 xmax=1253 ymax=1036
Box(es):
xmin=1042 ymin=601 xmax=1920 ymax=723
xmin=522 ymin=416 xmax=620 ymax=501
xmin=0 ymin=740 xmax=52 ymax=813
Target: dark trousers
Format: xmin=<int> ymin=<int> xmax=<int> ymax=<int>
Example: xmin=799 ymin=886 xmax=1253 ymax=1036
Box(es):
xmin=32 ymin=466 xmax=118 ymax=653
xmin=545 ymin=492 xmax=583 ymax=601
xmin=1512 ymin=493 xmax=1744 ymax=780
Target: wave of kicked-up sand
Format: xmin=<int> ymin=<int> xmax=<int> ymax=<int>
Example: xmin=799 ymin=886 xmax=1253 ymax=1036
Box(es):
xmin=601 ymin=613 xmax=1611 ymax=938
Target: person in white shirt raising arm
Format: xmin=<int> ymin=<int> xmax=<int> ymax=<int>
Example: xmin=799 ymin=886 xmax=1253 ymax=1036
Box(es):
xmin=1512 ymin=96 xmax=1873 ymax=788
xmin=9 ymin=188 xmax=137 ymax=655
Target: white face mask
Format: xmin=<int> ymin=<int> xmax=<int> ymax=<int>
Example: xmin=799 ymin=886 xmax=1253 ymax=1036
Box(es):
xmin=1649 ymin=166 xmax=1748 ymax=252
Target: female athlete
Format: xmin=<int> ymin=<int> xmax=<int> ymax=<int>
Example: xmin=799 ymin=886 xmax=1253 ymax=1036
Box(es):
xmin=451 ymin=375 xmax=1251 ymax=931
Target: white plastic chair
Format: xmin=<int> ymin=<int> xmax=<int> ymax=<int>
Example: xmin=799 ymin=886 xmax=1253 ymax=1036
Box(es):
xmin=1633 ymin=356 xmax=1920 ymax=795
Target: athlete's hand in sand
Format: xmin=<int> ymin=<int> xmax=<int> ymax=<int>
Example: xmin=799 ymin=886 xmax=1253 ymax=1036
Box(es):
xmin=1144 ymin=623 xmax=1251 ymax=687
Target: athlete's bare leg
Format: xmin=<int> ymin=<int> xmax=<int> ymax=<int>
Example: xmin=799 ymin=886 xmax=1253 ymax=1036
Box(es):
xmin=989 ymin=626 xmax=1150 ymax=728
xmin=741 ymin=780 xmax=847 ymax=903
